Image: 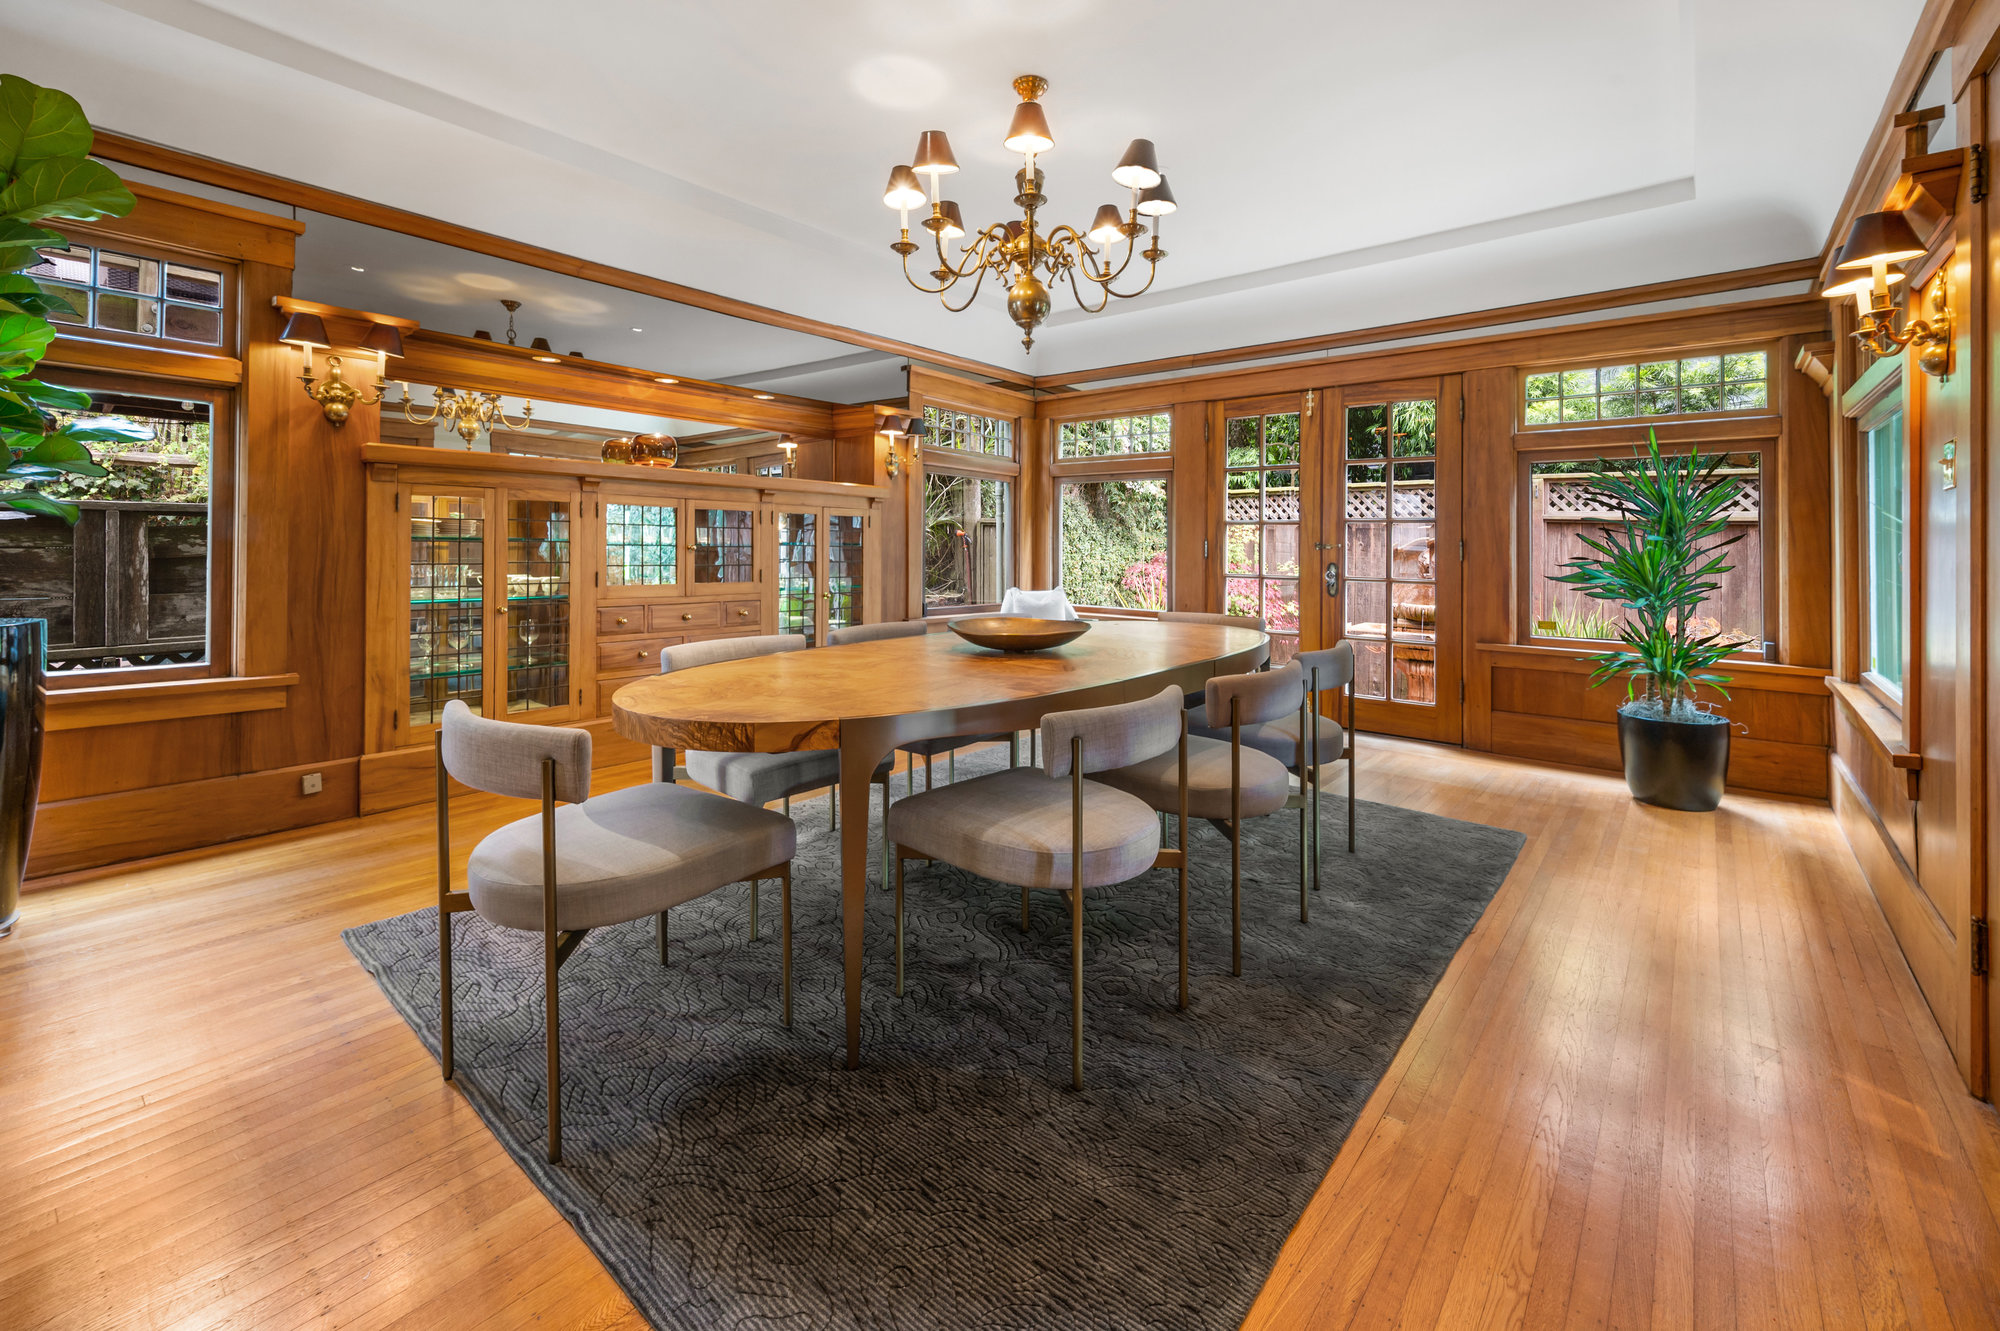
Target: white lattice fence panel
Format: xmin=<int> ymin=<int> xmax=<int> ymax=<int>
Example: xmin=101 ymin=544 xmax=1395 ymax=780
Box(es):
xmin=1542 ymin=475 xmax=1759 ymax=522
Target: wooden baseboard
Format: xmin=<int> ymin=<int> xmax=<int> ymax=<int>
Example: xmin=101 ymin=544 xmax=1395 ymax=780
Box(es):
xmin=1486 ymin=710 xmax=1828 ymax=798
xmin=27 ymin=757 xmax=360 ymax=879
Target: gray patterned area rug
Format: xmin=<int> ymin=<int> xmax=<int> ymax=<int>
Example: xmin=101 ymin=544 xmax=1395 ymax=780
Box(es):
xmin=345 ymin=752 xmax=1524 ymax=1331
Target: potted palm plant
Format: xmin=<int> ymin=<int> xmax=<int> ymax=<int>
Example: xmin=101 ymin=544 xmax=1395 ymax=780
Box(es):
xmin=1549 ymin=428 xmax=1743 ymax=811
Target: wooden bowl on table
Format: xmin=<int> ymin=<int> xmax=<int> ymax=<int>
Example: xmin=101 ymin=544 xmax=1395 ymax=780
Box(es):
xmin=947 ymin=616 xmax=1092 ymax=653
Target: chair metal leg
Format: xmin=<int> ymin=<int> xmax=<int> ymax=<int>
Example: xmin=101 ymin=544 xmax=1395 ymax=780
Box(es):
xmin=1312 ymin=760 xmax=1323 ymax=891
xmin=893 ymin=847 xmax=906 ymax=998
xmin=780 ymin=865 xmax=793 ymax=1028
xmin=541 ymin=757 xmax=561 ymax=1165
xmin=749 ymin=878 xmax=760 ymax=941
xmin=1231 ymin=700 xmax=1243 ymax=978
xmin=830 ymin=782 xmax=837 ymax=831
xmin=1070 ymin=885 xmax=1085 ymax=1092
xmin=925 ymin=752 xmax=934 ymax=790
xmin=1297 ymin=695 xmax=1309 ymax=923
xmin=1299 ymin=801 xmax=1310 ymax=923
xmin=1010 ymin=733 xmax=1019 ymax=768
xmin=1177 ymin=716 xmax=1189 ymax=1012
xmin=657 ymin=908 xmax=669 ymax=965
xmin=879 ymin=776 xmax=892 ymax=891
xmin=782 ymin=794 xmax=791 ymax=817
xmin=948 ymin=749 xmax=956 ymax=783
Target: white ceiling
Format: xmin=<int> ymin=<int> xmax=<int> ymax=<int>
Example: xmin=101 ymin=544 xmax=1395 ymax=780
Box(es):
xmin=5 ymin=0 xmax=1921 ymax=378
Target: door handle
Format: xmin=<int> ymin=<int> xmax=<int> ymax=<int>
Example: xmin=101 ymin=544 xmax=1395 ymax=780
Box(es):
xmin=1323 ymin=560 xmax=1340 ymax=598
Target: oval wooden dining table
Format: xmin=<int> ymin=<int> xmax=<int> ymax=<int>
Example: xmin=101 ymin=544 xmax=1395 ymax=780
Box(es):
xmin=611 ymin=619 xmax=1269 ymax=1068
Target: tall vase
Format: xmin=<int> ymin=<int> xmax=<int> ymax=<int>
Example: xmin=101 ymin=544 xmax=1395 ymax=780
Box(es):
xmin=0 ymin=618 xmax=46 ymax=938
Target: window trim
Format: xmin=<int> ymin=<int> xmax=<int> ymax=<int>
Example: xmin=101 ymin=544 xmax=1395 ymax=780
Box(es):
xmin=31 ymin=367 xmax=236 ymax=689
xmin=1512 ymin=437 xmax=1777 ymax=663
xmin=1056 ymin=471 xmax=1173 ymax=614
xmin=1855 ymin=392 xmax=1909 ymax=713
xmin=919 ymin=465 xmax=1015 ymax=616
xmin=1517 ymin=342 xmax=1778 ymax=432
xmin=33 ymin=227 xmax=241 ymax=357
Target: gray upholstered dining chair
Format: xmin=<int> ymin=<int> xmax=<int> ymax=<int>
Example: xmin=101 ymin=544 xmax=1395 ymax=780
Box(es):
xmin=828 ymin=619 xmax=1020 ymax=788
xmin=435 ymin=700 xmax=796 ymax=1165
xmin=1096 ymin=664 xmax=1299 ymax=976
xmin=1191 ymin=642 xmax=1358 ymax=886
xmin=885 ymin=685 xmax=1187 ymax=1090
xmin=659 ymin=633 xmax=892 ymax=900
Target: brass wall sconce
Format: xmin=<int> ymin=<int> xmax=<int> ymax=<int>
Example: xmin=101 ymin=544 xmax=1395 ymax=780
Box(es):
xmin=879 ymin=414 xmax=928 ymax=478
xmin=401 ymin=386 xmax=534 ymax=444
xmin=1822 ymin=209 xmax=1952 ymax=377
xmin=280 ymin=312 xmax=403 ymax=425
xmin=779 ymin=435 xmax=798 ymax=477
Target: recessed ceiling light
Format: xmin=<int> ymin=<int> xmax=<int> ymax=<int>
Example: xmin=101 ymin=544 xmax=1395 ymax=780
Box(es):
xmin=631 ymin=326 xmax=644 ymax=333
xmin=655 ymin=376 xmax=679 ymax=384
xmin=350 ymin=265 xmax=365 ymax=272
xmin=532 ymin=354 xmax=561 ymax=363
xmin=754 ymin=393 xmax=775 ymax=400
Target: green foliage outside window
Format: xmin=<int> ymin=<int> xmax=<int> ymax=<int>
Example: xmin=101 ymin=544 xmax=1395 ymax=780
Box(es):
xmin=1525 ymin=350 xmax=1767 ymax=426
xmin=1058 ymin=412 xmax=1170 ymax=459
xmin=1059 ymin=477 xmax=1168 ymax=609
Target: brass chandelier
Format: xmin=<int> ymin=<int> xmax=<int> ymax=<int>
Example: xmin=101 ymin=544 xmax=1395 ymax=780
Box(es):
xmin=883 ymin=74 xmax=1175 ymax=352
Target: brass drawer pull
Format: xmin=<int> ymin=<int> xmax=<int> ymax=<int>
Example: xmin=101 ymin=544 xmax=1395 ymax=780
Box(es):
xmin=681 ymin=612 xmax=693 ymax=621
xmin=637 ymin=650 xmax=647 ymax=659
xmin=616 ymin=616 xmax=629 ymax=625
xmin=736 ymin=608 xmax=749 ymax=617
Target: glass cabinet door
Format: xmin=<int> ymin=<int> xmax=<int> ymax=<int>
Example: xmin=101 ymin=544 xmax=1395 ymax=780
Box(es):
xmin=777 ymin=510 xmax=819 ymax=645
xmin=603 ymin=498 xmax=679 ymax=591
xmin=408 ymin=491 xmax=487 ymax=726
xmin=827 ymin=511 xmax=866 ymax=635
xmin=505 ymin=495 xmax=572 ymax=714
xmin=689 ymin=505 xmax=755 ymax=585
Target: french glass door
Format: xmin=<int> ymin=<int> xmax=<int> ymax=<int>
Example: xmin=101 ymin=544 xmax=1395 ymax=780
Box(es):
xmin=1221 ymin=394 xmax=1308 ymax=664
xmin=1322 ymin=379 xmax=1461 ymax=742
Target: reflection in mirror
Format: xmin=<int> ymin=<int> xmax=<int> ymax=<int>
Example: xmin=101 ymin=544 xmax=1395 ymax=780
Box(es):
xmin=379 ymin=384 xmax=793 ymax=475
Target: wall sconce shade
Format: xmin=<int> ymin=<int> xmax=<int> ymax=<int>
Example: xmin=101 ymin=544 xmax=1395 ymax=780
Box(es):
xmin=913 ymin=131 xmax=959 ymax=175
xmin=279 ymin=312 xmax=330 ymax=348
xmin=1112 ymin=138 xmax=1161 ymax=189
xmin=361 ymin=322 xmax=404 ymax=359
xmin=1834 ymin=210 xmax=1927 ymax=270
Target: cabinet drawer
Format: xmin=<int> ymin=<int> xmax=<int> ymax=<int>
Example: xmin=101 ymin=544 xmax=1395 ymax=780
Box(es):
xmin=721 ymin=599 xmax=762 ymax=629
xmin=598 ymin=603 xmax=647 ymax=636
xmin=596 ymin=633 xmax=684 ymax=675
xmin=649 ymin=602 xmax=722 ymax=632
xmin=598 ymin=677 xmax=648 ymax=716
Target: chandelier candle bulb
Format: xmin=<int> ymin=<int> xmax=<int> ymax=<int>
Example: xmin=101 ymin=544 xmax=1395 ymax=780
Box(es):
xmin=882 ymin=73 xmax=1177 ymax=352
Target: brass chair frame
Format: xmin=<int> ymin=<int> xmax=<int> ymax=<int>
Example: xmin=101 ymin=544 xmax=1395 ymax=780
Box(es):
xmin=437 ymin=736 xmax=792 ymax=1164
xmin=890 ymin=713 xmax=1189 ymax=1090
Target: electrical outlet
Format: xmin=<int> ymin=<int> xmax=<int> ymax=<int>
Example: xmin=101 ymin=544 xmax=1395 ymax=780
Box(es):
xmin=300 ymin=772 xmax=323 ymax=795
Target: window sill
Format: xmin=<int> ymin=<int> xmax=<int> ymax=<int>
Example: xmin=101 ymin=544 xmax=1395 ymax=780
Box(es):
xmin=43 ymin=673 xmax=298 ymax=732
xmin=1826 ymin=677 xmax=1919 ymax=782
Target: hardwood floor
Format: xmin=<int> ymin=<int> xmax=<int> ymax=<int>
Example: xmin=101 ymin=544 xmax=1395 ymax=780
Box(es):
xmin=3 ymin=738 xmax=1997 ymax=1329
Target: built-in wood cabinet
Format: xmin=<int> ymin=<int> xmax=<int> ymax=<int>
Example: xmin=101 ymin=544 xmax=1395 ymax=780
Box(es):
xmin=363 ymin=445 xmax=884 ymax=760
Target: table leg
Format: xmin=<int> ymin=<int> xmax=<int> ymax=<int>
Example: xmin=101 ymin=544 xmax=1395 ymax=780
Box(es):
xmin=839 ymin=722 xmax=890 ymax=1069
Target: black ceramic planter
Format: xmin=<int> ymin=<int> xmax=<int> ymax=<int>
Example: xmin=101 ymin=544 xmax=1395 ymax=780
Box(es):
xmin=1617 ymin=707 xmax=1729 ymax=812
xmin=0 ymin=618 xmax=46 ymax=938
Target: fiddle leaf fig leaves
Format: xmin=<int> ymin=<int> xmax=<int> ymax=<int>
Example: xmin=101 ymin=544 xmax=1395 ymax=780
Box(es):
xmin=0 ymin=75 xmax=92 ymax=179
xmin=0 ymin=76 xmax=135 ymax=524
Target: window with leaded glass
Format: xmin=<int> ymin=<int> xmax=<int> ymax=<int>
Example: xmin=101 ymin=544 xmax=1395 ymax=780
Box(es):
xmin=27 ymin=242 xmax=227 ymax=347
xmin=1523 ymin=350 xmax=1769 ymax=427
xmin=923 ymin=405 xmax=1013 ymax=458
xmin=1057 ymin=412 xmax=1171 ymax=459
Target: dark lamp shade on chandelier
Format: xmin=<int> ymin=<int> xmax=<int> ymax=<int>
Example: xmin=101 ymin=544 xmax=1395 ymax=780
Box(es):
xmin=1003 ymin=100 xmax=1054 ymax=154
xmin=1089 ymin=203 xmax=1126 ymax=247
xmin=1112 ymin=138 xmax=1162 ymax=189
xmin=1833 ymin=210 xmax=1927 ymax=270
xmin=278 ymin=311 xmax=331 ymax=349
xmin=937 ymin=200 xmax=966 ymax=239
xmin=913 ymin=131 xmax=959 ymax=176
xmin=882 ymin=164 xmax=926 ymax=210
xmin=1136 ymin=176 xmax=1178 ymax=217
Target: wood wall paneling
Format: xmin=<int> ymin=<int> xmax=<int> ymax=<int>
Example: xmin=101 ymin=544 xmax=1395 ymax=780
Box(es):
xmin=1459 ymin=369 xmax=1517 ymax=752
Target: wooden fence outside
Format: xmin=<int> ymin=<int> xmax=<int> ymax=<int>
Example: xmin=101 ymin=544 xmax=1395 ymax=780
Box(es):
xmin=0 ymin=499 xmax=207 ymax=669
